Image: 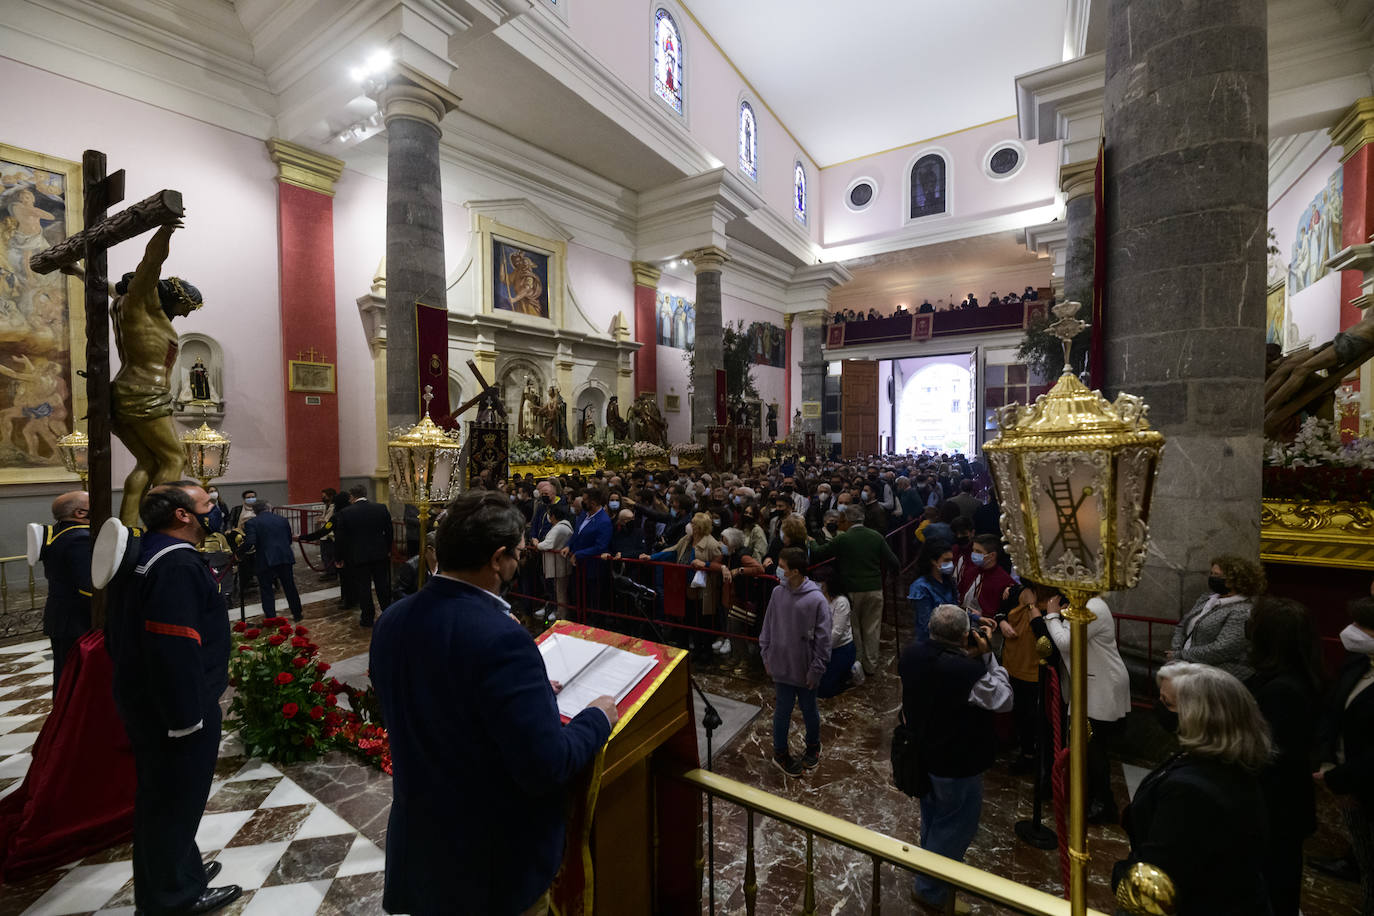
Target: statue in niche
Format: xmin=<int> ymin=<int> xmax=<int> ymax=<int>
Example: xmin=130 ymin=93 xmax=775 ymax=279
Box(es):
xmin=627 ymin=392 xmax=667 ymax=448
xmin=606 ymin=395 xmax=629 ymax=441
xmin=579 ymin=406 xmax=596 ymax=444
xmin=794 ymin=408 xmax=803 ymax=430
xmin=767 ymin=403 xmax=778 ymax=439
xmin=542 ymin=385 xmax=570 ymax=449
xmin=517 ymin=376 xmax=542 ymax=438
xmin=174 ymin=356 xmax=220 ymax=412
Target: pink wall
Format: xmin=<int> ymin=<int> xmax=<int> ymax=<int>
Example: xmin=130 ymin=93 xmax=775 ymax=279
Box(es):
xmin=818 ymin=120 xmax=1059 ymax=247
xmin=566 ymin=242 xmax=634 ymax=335
xmin=1268 ymin=143 xmax=1344 ymax=340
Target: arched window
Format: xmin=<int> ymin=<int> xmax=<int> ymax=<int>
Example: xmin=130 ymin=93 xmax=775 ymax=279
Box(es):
xmin=793 ymin=161 xmax=807 ymax=224
xmin=653 ymin=9 xmax=684 ymax=114
xmin=738 ymin=101 xmax=758 ymax=181
xmin=909 ymin=153 xmax=947 ymax=219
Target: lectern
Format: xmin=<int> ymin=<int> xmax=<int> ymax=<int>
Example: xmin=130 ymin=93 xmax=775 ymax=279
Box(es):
xmin=539 ymin=621 xmax=700 ymax=916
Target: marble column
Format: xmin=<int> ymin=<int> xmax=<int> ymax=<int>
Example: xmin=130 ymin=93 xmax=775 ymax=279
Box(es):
xmin=798 ymin=310 xmax=828 ymax=436
xmin=376 ymin=69 xmax=459 ymax=427
xmin=1060 ymin=160 xmax=1096 ymax=313
xmin=1103 ymin=0 xmax=1267 ymax=614
xmin=1331 ymin=98 xmax=1374 ymax=433
xmin=687 ymin=246 xmax=728 ymax=442
xmin=631 ymin=261 xmax=661 ymax=396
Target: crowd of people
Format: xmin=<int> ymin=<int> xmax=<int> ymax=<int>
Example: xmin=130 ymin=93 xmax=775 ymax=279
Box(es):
xmin=831 ymin=286 xmax=1042 ymax=324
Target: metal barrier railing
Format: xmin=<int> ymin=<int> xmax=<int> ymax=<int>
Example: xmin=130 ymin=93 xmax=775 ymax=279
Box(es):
xmin=683 ymin=768 xmax=1109 ymax=916
xmin=0 ymin=555 xmax=43 ymax=639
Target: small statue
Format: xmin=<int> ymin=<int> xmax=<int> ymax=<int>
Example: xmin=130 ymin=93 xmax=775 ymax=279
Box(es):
xmin=628 ymin=392 xmax=667 ymax=448
xmin=543 ymin=385 xmax=570 ymax=449
xmin=517 ymin=376 xmax=541 ymax=438
xmin=579 ymin=406 xmax=596 ymax=444
xmin=606 ymin=394 xmax=629 ymax=441
xmin=189 ymin=358 xmax=211 ymax=401
xmin=767 ymin=403 xmax=778 ymax=439
xmin=793 ymin=407 xmax=803 ymax=431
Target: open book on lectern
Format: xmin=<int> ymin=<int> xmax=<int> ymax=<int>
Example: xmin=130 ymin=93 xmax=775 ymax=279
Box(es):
xmin=538 ymin=632 xmax=657 ymax=720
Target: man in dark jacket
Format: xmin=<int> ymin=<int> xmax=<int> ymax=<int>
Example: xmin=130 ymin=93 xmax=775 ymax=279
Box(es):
xmin=371 ymin=491 xmax=618 ymax=915
xmin=243 ymin=501 xmax=304 ymax=622
xmin=107 ymin=481 xmax=240 ymax=915
xmin=38 ymin=489 xmax=92 ymax=696
xmin=333 ymin=484 xmax=393 ymax=627
xmin=899 ymin=605 xmax=1010 ymax=913
xmin=807 ymin=505 xmax=900 ymax=679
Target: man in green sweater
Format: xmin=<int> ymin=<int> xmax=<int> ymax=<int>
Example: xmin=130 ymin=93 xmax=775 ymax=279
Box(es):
xmin=808 ymin=504 xmax=900 ymax=678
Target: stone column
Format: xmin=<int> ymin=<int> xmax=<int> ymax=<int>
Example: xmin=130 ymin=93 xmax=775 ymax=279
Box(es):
xmin=1060 ymin=159 xmax=1096 ymax=311
xmin=782 ymin=312 xmax=794 ymax=436
xmin=687 ymin=246 xmax=728 ymax=441
xmin=1331 ymin=98 xmax=1374 ymax=433
xmin=631 ymin=261 xmax=661 ymax=396
xmin=798 ymin=310 xmax=828 ymax=436
xmin=1103 ymin=0 xmax=1267 ymax=615
xmin=375 ymin=68 xmax=459 ymax=428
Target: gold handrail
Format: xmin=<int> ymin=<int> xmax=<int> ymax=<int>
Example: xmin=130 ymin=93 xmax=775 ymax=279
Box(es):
xmin=682 ymin=768 xmax=1111 ymax=916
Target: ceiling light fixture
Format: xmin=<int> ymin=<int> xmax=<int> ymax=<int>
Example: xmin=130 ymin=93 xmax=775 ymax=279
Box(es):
xmin=350 ymin=49 xmax=394 ymax=93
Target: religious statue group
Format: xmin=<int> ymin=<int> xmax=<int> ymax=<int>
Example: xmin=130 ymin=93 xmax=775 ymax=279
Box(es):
xmin=518 ymin=379 xmax=667 ymax=449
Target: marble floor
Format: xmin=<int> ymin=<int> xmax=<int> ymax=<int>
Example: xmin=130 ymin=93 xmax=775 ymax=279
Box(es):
xmin=0 ymin=581 xmax=1366 ymax=915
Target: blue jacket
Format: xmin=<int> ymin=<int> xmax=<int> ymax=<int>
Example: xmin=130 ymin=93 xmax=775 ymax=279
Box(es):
xmin=909 ymin=574 xmax=958 ymax=641
xmin=39 ymin=520 xmax=92 ymax=641
xmin=370 ymin=576 xmax=612 ymax=915
xmin=568 ymin=508 xmax=612 ymax=560
xmin=244 ymin=511 xmax=295 ymax=571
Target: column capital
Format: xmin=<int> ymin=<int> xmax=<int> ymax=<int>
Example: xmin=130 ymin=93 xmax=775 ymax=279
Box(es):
xmin=266 ymin=139 xmax=345 ymax=196
xmin=375 ymin=64 xmax=461 ymax=130
xmin=783 ymin=313 xmax=794 ymax=330
xmin=1060 ymin=159 xmax=1097 ymax=202
xmin=685 ymin=246 xmax=729 ymax=274
xmin=630 ymin=261 xmax=662 ymax=288
xmin=1331 ymin=97 xmax=1374 ymax=162
xmin=796 ymin=308 xmax=830 ymax=327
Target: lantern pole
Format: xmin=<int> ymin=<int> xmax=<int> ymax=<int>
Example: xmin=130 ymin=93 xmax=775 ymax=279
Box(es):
xmin=417 ymin=500 xmax=431 ymax=589
xmin=1062 ymin=586 xmax=1093 ymax=915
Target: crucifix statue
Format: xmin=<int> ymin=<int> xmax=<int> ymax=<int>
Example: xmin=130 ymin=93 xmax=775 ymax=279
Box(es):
xmin=446 ymin=359 xmax=507 ymax=425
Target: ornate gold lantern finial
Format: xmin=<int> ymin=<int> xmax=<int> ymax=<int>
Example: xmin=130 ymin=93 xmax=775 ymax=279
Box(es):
xmin=1114 ymin=863 xmax=1177 ymax=916
xmin=56 ymin=428 xmax=90 ymax=489
xmin=180 ymin=420 xmax=231 ymax=491
xmin=387 ymin=385 xmax=464 ymax=588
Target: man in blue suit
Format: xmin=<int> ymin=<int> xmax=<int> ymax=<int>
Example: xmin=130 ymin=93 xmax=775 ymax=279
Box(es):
xmin=371 ymin=491 xmax=618 ymax=915
xmin=563 ymin=486 xmax=613 ymax=612
xmin=243 ymin=501 xmax=304 ymax=622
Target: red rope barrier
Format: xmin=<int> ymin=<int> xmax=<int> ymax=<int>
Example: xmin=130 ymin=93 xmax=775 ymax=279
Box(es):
xmin=1046 ymin=666 xmax=1071 ymax=897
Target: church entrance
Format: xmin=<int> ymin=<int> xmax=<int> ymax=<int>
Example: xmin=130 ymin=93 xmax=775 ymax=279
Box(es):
xmin=892 ymin=354 xmax=975 ymax=455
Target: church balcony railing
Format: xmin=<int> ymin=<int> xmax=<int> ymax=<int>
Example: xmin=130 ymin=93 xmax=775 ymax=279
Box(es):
xmin=825 ymin=301 xmax=1036 ymax=349
xmin=681 ymin=767 xmax=1108 ymax=916
xmin=0 ymin=555 xmax=43 ymax=640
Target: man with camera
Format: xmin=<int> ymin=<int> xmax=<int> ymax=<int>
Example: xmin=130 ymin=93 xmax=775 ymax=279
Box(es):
xmin=898 ymin=604 xmax=1012 ymax=914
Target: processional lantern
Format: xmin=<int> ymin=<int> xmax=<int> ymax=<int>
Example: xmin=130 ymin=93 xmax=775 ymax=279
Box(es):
xmin=982 ymin=300 xmax=1165 ymax=916
xmin=56 ymin=429 xmax=90 ymax=489
xmin=180 ymin=420 xmax=231 ymax=491
xmin=388 ymin=386 xmax=464 ymax=587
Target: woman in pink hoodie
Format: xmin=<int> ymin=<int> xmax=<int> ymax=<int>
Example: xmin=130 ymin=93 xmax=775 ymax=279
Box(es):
xmin=760 ymin=547 xmax=831 ymax=777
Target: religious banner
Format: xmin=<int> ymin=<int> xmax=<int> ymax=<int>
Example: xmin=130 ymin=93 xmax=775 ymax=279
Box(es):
xmin=736 ymin=429 xmax=753 ymax=468
xmin=1024 ymin=301 xmax=1049 ymax=328
xmin=465 ymin=420 xmax=508 ymax=485
xmin=707 ymin=426 xmax=726 ymax=469
xmin=416 ymin=299 xmax=451 ymax=424
xmin=827 ymin=324 xmax=844 ymax=348
xmin=911 ymin=313 xmax=934 ymax=341
xmin=714 ymin=369 xmax=727 ymax=424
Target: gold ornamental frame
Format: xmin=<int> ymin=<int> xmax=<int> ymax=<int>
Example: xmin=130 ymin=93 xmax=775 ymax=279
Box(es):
xmin=288 ymin=359 xmax=336 ymax=394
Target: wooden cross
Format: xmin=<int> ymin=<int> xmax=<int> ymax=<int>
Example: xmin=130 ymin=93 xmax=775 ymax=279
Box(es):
xmin=28 ymin=150 xmax=184 ymax=624
xmin=446 ymin=359 xmax=507 ymax=423
xmin=296 ymin=347 xmax=324 ymax=362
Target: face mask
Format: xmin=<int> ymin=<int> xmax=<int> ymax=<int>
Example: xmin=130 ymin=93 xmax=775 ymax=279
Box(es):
xmin=1207 ymin=575 xmax=1228 ymax=595
xmin=1340 ymin=623 xmax=1374 ymax=655
xmin=825 ymin=523 xmax=838 ymax=533
xmin=1154 ymin=700 xmax=1179 ymax=734
xmin=732 ymin=495 xmax=741 ymax=505
xmin=194 ymin=506 xmax=222 ymax=538
xmin=861 ymin=492 xmax=872 ymax=502
xmin=782 ymin=486 xmax=793 ymax=494
xmin=970 ymin=552 xmax=986 ymax=566
xmin=509 ymin=494 xmax=517 ymax=503
xmin=609 ymin=500 xmax=620 ymax=510
xmin=244 ymin=497 xmax=257 ymax=507
xmin=208 ymin=491 xmax=219 ymax=502
xmin=939 ymin=561 xmax=955 ymax=576
xmin=670 ymin=508 xmax=679 ymax=518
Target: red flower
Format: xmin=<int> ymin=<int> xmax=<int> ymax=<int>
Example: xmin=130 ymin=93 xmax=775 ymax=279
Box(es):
xmin=295 ymin=625 xmax=309 ymax=636
xmin=309 ymin=681 xmax=327 ymax=694
xmin=278 ymin=625 xmax=294 ymax=636
xmin=228 ymin=677 xmax=239 ymax=687
xmin=233 ymin=621 xmax=247 ymax=633
xmin=303 ymin=736 xmax=315 ymax=748
xmin=315 ymin=662 xmax=331 ymax=674
xmin=292 ymin=657 xmax=309 ymax=668
xmin=310 ymin=705 xmax=324 ymax=720
xmin=265 ymin=616 xmax=287 ymax=626
xmin=275 ymin=672 xmax=294 ymax=685
xmin=325 ymin=694 xmax=338 ymax=707
xmin=326 ymin=710 xmax=343 ymax=726
xmin=282 ymin=702 xmax=299 ymax=719
xmin=291 ymin=636 xmax=308 ymax=648
xmin=268 ymin=634 xmax=286 ymax=646
xmin=238 ymin=645 xmax=252 ymax=653
xmin=245 ymin=628 xmax=261 ymax=639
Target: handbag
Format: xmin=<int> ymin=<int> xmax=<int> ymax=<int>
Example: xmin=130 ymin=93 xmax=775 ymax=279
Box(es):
xmin=890 ymin=712 xmax=931 ymax=798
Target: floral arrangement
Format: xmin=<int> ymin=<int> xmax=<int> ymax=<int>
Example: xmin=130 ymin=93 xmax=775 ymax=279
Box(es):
xmin=670 ymin=442 xmax=705 ymax=460
xmin=555 ymin=444 xmax=596 ymax=464
xmin=595 ymin=441 xmax=631 ymax=465
xmin=630 ymin=441 xmax=667 ymax=460
xmin=1264 ymin=418 xmax=1374 ymax=504
xmin=510 ymin=435 xmax=553 ymax=465
xmin=324 ymin=681 xmax=392 ymax=775
xmin=227 ymin=618 xmax=338 ymax=764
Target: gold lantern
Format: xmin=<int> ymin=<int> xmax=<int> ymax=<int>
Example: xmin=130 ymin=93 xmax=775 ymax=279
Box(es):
xmin=180 ymin=421 xmax=232 ymax=491
xmin=56 ymin=428 xmax=90 ymax=489
xmin=387 ymin=386 xmax=463 ymax=587
xmin=983 ymin=301 xmax=1165 ymax=916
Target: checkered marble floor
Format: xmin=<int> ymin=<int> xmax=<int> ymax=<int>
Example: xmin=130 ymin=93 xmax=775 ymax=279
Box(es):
xmin=0 ymin=640 xmax=387 ymax=916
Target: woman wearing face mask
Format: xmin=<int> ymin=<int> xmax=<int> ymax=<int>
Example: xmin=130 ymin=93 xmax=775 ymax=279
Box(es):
xmin=1168 ymin=555 xmax=1266 ymax=681
xmin=1315 ymin=596 xmax=1374 ymax=916
xmin=908 ymin=539 xmax=957 ymax=641
xmin=1114 ymin=662 xmax=1273 ymax=916
xmin=737 ymin=506 xmax=769 ymax=560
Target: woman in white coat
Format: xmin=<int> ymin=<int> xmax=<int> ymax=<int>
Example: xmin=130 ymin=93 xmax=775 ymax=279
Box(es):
xmin=1035 ymin=591 xmax=1132 ymax=824
xmin=536 ymin=502 xmax=574 ymax=622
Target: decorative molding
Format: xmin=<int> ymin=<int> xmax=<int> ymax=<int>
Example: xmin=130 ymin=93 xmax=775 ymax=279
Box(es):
xmin=1268 ymin=131 xmax=1335 ymax=206
xmin=1059 ymin=159 xmax=1096 ymax=202
xmin=375 ymin=62 xmax=461 ymax=128
xmin=635 ymin=168 xmax=759 ymax=263
xmin=688 ymin=246 xmax=729 ymax=274
xmin=1015 ymin=52 xmax=1104 ymax=151
xmin=266 ymin=139 xmax=345 ymax=196
xmin=1261 ymin=499 xmax=1374 ymax=570
xmin=1331 ymin=96 xmax=1374 ymax=161
xmin=631 ymin=261 xmax=663 ymax=289
xmin=817 ymin=200 xmax=1062 ymax=264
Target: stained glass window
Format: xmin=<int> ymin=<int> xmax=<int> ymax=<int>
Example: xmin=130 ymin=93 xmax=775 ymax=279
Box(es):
xmin=653 ymin=9 xmax=683 ymax=114
xmin=794 ymin=162 xmax=807 ymax=224
xmin=909 ymin=153 xmax=947 ymax=219
xmin=738 ymin=101 xmax=758 ymax=181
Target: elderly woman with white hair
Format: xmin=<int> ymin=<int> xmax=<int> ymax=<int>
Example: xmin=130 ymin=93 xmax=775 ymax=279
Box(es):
xmin=1112 ymin=662 xmax=1273 ymax=916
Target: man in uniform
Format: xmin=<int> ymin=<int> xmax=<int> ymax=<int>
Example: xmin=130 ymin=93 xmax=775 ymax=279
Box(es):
xmin=107 ymin=481 xmax=240 ymax=915
xmin=38 ymin=489 xmax=91 ymax=696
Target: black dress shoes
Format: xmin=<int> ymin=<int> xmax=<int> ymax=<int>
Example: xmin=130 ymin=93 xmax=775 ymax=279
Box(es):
xmin=185 ymin=885 xmax=242 ymax=914
xmin=203 ymin=860 xmax=222 ymax=882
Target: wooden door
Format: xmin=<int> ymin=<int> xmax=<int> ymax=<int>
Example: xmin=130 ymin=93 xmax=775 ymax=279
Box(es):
xmin=841 ymin=359 xmax=879 ymax=458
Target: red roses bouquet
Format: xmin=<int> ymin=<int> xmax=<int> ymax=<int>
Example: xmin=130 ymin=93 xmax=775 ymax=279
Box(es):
xmin=226 ymin=617 xmax=334 ymax=763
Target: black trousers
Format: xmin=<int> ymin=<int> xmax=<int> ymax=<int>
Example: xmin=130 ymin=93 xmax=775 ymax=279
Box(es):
xmin=258 ymin=563 xmax=303 ymax=621
xmin=1087 ymin=716 xmax=1124 ymax=813
xmin=1009 ymin=675 xmax=1040 ymax=762
xmin=349 ymin=558 xmax=391 ymax=624
xmin=128 ymin=705 xmax=220 ymax=914
xmin=49 ymin=635 xmax=78 ymax=698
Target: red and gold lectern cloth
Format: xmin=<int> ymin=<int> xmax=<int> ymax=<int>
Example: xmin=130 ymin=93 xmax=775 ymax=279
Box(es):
xmin=539 ymin=621 xmax=696 ymax=916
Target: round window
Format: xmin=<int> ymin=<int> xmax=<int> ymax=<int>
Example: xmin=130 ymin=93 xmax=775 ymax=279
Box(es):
xmin=849 ymin=182 xmax=874 ymax=208
xmin=986 ymin=144 xmax=1024 ymax=179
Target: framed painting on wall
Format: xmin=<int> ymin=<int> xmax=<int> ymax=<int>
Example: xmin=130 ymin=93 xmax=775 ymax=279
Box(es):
xmin=288 ymin=360 xmax=336 ymax=393
xmin=492 ymin=239 xmax=551 ymax=319
xmin=478 ymin=216 xmax=567 ymax=327
xmin=0 ymin=143 xmax=87 ymax=485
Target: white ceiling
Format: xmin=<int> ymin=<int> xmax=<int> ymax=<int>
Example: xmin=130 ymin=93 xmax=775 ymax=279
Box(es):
xmin=686 ymin=0 xmax=1068 ymax=166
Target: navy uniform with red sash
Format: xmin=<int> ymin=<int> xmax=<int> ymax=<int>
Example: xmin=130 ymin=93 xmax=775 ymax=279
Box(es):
xmin=107 ymin=531 xmax=230 ymax=915
xmin=38 ymin=520 xmax=92 ymax=695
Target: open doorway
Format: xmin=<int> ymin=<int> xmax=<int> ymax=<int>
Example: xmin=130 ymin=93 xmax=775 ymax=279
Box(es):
xmin=894 ymin=354 xmax=974 ymax=454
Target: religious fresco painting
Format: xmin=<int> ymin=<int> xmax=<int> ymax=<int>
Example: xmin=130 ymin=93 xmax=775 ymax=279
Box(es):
xmin=909 ymin=153 xmax=947 ymax=219
xmin=0 ymin=144 xmax=83 ymax=482
xmin=656 ymin=291 xmax=695 ymax=349
xmin=747 ymin=320 xmax=786 ymax=368
xmin=1288 ymin=168 xmax=1342 ymax=296
xmin=492 ymin=240 xmax=551 ymax=319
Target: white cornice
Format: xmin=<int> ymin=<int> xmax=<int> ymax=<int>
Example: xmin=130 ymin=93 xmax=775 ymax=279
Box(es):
xmin=1063 ymin=0 xmax=1092 ymax=61
xmin=1015 ymin=52 xmax=1104 ymax=145
xmin=635 ymin=168 xmax=761 ymax=262
xmin=829 ymin=261 xmax=1047 ymax=307
xmin=819 ymin=201 xmax=1062 ymax=265
xmin=1023 ymin=219 xmax=1068 ymax=254
xmin=822 ymin=328 xmax=1025 ymax=362
xmin=1268 ymin=131 xmax=1335 ymax=206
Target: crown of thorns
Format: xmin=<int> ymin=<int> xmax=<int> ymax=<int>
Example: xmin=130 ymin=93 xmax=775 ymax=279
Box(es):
xmin=167 ymin=276 xmax=203 ymax=310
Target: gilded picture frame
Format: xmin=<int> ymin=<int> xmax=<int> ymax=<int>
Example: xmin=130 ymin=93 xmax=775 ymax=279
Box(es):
xmin=0 ymin=143 xmax=87 ymax=486
xmin=288 ymin=360 xmax=336 ymax=394
xmin=478 ymin=216 xmax=565 ymax=327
